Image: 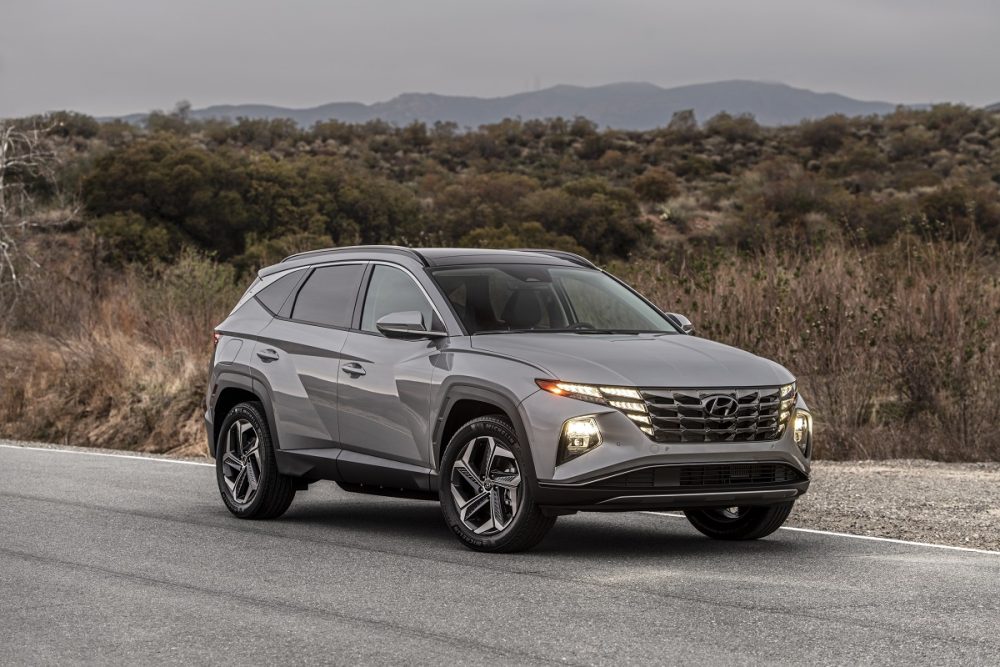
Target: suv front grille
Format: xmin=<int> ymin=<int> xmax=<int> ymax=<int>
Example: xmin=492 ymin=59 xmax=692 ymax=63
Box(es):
xmin=592 ymin=462 xmax=806 ymax=490
xmin=640 ymin=387 xmax=794 ymax=443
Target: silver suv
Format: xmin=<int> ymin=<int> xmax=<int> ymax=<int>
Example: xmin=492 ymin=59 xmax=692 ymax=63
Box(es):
xmin=207 ymin=246 xmax=812 ymax=552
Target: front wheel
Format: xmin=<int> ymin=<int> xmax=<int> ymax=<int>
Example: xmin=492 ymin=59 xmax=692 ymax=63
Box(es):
xmin=684 ymin=502 xmax=794 ymax=540
xmin=439 ymin=415 xmax=555 ymax=553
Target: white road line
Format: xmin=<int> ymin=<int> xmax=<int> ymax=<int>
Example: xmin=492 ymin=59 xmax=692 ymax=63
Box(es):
xmin=0 ymin=443 xmax=213 ymax=467
xmin=4 ymin=443 xmax=998 ymax=556
xmin=641 ymin=511 xmax=1000 ymax=556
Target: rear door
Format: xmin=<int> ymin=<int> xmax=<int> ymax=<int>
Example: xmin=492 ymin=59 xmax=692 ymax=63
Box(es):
xmin=337 ymin=263 xmax=444 ymax=470
xmin=251 ymin=261 xmax=367 ymax=451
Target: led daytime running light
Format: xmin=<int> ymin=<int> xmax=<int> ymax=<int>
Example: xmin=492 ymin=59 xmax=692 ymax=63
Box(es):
xmin=608 ymin=400 xmax=646 ymax=413
xmin=600 ymin=386 xmax=642 ymax=399
xmin=538 ymin=379 xmax=653 ymax=435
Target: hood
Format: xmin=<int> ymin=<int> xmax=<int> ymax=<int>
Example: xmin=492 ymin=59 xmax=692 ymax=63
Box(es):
xmin=471 ymin=333 xmax=793 ymax=388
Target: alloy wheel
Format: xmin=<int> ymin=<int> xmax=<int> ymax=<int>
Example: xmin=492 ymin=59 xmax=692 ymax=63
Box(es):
xmin=449 ymin=435 xmax=522 ymax=535
xmin=715 ymin=506 xmax=744 ymax=520
xmin=221 ymin=418 xmax=262 ymax=505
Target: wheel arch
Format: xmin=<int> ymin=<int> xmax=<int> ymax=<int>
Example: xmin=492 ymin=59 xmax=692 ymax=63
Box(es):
xmin=211 ymin=386 xmax=260 ymax=456
xmin=433 ymin=384 xmax=537 ymax=485
xmin=210 ymin=371 xmax=281 ymax=459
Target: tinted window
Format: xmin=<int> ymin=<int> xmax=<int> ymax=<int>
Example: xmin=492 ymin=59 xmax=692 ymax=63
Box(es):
xmin=361 ymin=265 xmax=437 ymax=333
xmin=255 ymin=270 xmax=304 ymax=315
xmin=558 ymin=272 xmax=668 ymax=331
xmin=431 ymin=265 xmax=676 ymax=334
xmin=291 ymin=264 xmax=365 ymax=328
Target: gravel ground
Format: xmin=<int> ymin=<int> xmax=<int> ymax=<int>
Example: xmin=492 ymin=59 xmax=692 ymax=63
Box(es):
xmin=793 ymin=459 xmax=1000 ymax=551
xmin=3 ymin=439 xmax=997 ymax=552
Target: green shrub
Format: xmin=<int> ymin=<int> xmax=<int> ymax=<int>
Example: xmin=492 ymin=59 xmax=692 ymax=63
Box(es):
xmin=633 ymin=166 xmax=680 ymax=202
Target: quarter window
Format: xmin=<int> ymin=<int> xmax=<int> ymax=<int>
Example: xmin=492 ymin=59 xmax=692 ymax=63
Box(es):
xmin=255 ymin=270 xmax=304 ymax=315
xmin=291 ymin=264 xmax=365 ymax=328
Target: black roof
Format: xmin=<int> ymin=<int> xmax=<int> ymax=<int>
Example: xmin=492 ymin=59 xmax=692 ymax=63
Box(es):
xmin=263 ymin=245 xmax=596 ymax=276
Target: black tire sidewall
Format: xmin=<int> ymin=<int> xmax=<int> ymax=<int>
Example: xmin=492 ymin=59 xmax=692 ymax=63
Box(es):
xmin=215 ymin=401 xmax=279 ymax=518
xmin=684 ymin=502 xmax=794 ymax=540
xmin=439 ymin=415 xmax=549 ymax=552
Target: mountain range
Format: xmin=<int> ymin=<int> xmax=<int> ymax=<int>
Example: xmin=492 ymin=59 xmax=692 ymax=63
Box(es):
xmin=123 ymin=80 xmax=917 ymax=129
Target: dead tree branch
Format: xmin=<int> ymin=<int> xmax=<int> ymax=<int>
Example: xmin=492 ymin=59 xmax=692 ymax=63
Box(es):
xmin=0 ymin=120 xmax=80 ymax=313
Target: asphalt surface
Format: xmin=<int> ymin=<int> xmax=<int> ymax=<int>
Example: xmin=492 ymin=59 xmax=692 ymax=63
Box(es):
xmin=1 ymin=444 xmax=999 ymax=666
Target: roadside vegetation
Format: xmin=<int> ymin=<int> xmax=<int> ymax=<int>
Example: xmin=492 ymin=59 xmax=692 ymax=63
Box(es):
xmin=1 ymin=104 xmax=999 ymax=458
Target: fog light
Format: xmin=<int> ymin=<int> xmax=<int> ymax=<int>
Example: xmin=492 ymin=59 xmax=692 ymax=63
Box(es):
xmin=792 ymin=410 xmax=812 ymax=454
xmin=559 ymin=416 xmax=602 ymax=463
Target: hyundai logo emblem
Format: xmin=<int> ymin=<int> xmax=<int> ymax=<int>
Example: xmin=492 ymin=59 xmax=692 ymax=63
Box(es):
xmin=703 ymin=395 xmax=739 ymax=418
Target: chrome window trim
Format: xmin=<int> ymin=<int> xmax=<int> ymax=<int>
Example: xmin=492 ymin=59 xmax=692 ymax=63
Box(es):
xmin=285 ymin=260 xmax=369 ymax=330
xmin=233 ymin=266 xmax=307 ymax=313
xmin=290 ymin=258 xmax=452 ymax=336
xmin=363 ymin=260 xmax=450 ymax=335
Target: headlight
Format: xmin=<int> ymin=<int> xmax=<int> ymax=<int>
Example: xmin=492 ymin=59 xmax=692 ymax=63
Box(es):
xmin=559 ymin=416 xmax=603 ymax=463
xmin=537 ymin=379 xmax=653 ymax=436
xmin=792 ymin=410 xmax=812 ymax=455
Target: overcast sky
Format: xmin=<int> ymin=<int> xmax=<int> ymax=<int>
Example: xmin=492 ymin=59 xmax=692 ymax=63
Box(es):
xmin=1 ymin=0 xmax=998 ymax=117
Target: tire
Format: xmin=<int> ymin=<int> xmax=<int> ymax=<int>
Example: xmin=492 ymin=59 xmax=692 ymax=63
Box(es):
xmin=684 ymin=502 xmax=794 ymax=540
xmin=439 ymin=415 xmax=555 ymax=553
xmin=215 ymin=401 xmax=296 ymax=520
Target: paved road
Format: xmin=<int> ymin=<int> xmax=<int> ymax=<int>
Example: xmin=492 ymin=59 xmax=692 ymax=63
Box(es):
xmin=1 ymin=444 xmax=998 ymax=666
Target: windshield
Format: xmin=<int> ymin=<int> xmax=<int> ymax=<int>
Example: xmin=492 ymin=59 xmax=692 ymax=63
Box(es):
xmin=430 ymin=264 xmax=678 ymax=334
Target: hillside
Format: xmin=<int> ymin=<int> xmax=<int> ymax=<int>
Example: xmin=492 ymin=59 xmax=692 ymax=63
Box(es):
xmin=117 ymin=80 xmax=900 ymax=129
xmin=2 ymin=103 xmax=1000 ymax=462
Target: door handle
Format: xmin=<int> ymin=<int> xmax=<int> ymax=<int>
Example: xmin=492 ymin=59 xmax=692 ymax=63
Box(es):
xmin=342 ymin=362 xmax=366 ymax=377
xmin=256 ymin=348 xmax=279 ymax=362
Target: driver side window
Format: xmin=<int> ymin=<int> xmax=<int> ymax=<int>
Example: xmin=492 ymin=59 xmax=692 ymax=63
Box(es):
xmin=361 ymin=265 xmax=438 ymax=334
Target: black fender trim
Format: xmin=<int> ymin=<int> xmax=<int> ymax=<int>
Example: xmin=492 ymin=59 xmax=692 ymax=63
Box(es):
xmin=207 ymin=373 xmax=259 ymax=458
xmin=432 ymin=382 xmax=538 ymax=494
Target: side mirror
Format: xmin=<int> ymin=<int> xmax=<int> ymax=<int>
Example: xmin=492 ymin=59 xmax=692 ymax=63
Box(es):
xmin=376 ymin=311 xmax=447 ymax=339
xmin=667 ymin=312 xmax=694 ymax=335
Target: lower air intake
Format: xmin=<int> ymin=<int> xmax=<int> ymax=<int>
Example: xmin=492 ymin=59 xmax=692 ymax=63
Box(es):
xmin=592 ymin=463 xmax=805 ymax=490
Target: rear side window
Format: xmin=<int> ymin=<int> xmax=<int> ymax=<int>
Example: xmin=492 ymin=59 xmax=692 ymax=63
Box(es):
xmin=255 ymin=270 xmax=304 ymax=315
xmin=291 ymin=264 xmax=365 ymax=328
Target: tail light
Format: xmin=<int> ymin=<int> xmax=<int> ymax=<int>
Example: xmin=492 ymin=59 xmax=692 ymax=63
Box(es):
xmin=212 ymin=331 xmax=221 ymax=347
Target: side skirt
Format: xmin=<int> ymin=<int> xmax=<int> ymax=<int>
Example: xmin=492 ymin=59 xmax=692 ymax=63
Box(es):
xmin=275 ymin=448 xmax=435 ymax=494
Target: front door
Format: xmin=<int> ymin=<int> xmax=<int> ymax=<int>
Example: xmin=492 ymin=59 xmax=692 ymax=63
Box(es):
xmin=337 ymin=264 xmax=444 ymax=469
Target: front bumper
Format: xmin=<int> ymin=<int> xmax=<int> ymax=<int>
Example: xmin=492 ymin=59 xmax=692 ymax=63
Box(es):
xmin=518 ymin=389 xmax=812 ymax=512
xmin=535 ymin=467 xmax=809 ymax=511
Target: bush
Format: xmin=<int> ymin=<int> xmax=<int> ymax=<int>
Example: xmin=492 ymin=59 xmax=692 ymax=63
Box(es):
xmin=633 ymin=166 xmax=680 ymax=202
xmin=798 ymin=114 xmax=850 ymax=154
xmin=704 ymin=112 xmax=761 ymax=143
xmin=461 ymin=221 xmax=586 ymax=254
xmin=138 ymin=248 xmax=242 ymax=350
xmin=92 ymin=212 xmax=172 ymax=265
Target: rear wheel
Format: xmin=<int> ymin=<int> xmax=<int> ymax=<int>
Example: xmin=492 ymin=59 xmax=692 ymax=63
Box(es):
xmin=684 ymin=502 xmax=794 ymax=540
xmin=216 ymin=401 xmax=295 ymax=519
xmin=439 ymin=415 xmax=555 ymax=553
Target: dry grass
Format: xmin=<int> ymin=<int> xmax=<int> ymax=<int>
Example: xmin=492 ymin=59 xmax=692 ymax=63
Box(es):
xmin=0 ymin=332 xmax=207 ymax=456
xmin=2 ymin=234 xmax=999 ymax=460
xmin=615 ymin=237 xmax=1000 ymax=460
xmin=0 ymin=243 xmax=239 ymax=456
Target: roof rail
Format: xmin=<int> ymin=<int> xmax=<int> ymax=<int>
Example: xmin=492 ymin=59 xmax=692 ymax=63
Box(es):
xmin=515 ymin=249 xmax=598 ymax=270
xmin=280 ymin=245 xmax=428 ymax=266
